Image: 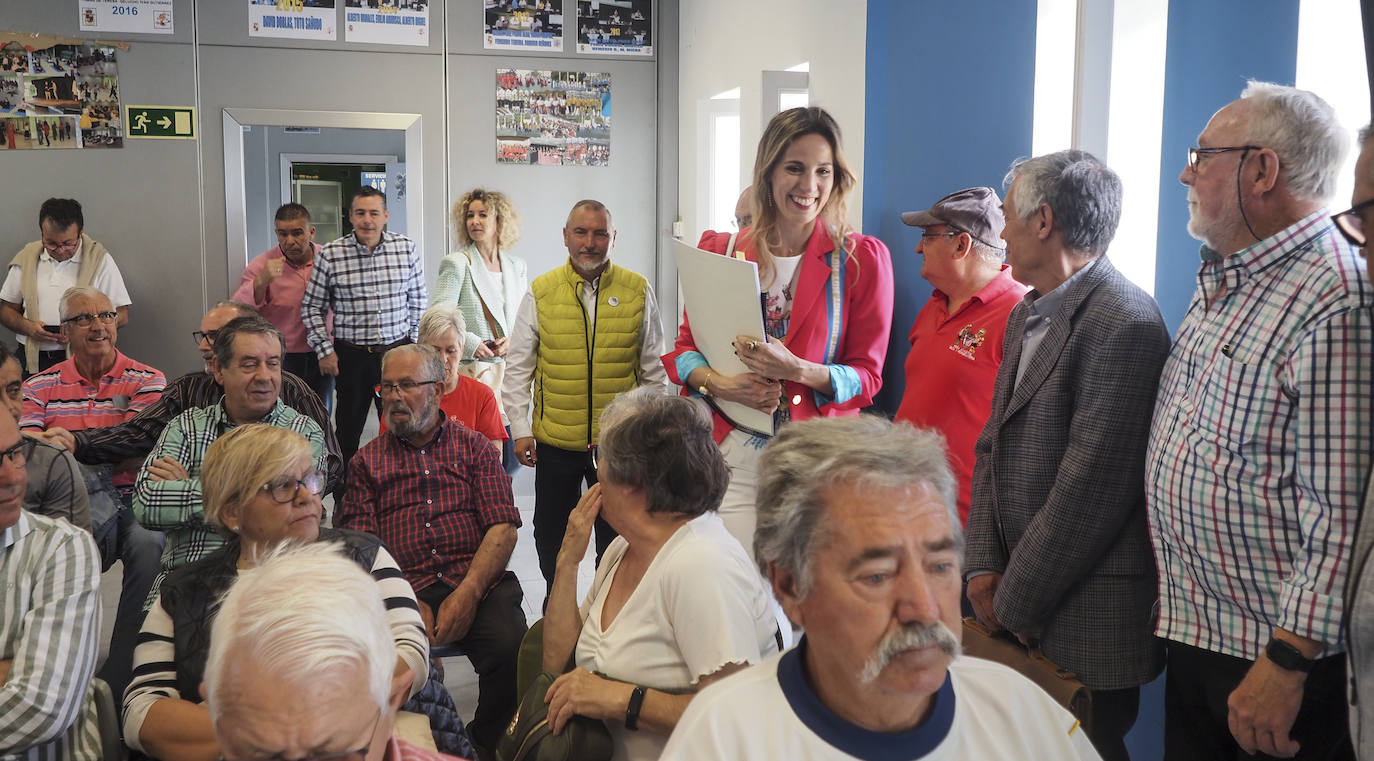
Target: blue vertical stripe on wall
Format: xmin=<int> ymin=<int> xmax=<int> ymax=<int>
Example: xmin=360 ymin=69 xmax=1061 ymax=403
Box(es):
xmin=862 ymin=0 xmax=1038 ymax=414
xmin=1152 ymin=0 xmax=1300 ymax=331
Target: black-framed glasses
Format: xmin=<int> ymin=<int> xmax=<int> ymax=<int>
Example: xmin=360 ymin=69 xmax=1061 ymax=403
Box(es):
xmin=61 ymin=310 xmax=117 ymax=328
xmin=1332 ymin=197 xmax=1374 ymax=248
xmin=219 ymin=709 xmax=380 ymax=761
xmin=259 ymin=469 xmax=326 ymax=504
xmin=42 ymin=239 xmax=79 ymax=253
xmin=0 ymin=437 xmax=32 ymax=469
xmin=1187 ymin=145 xmax=1262 ymax=172
xmin=374 ymin=379 xmax=441 ymax=398
xmin=192 ymin=329 xmax=218 ymax=346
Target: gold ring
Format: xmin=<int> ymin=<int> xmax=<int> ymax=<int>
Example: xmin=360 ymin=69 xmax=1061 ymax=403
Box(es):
xmin=748 ymin=341 xmax=758 ymax=351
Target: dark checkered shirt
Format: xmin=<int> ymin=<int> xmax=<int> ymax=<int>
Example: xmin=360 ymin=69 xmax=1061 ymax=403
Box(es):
xmin=338 ymin=418 xmax=520 ymax=593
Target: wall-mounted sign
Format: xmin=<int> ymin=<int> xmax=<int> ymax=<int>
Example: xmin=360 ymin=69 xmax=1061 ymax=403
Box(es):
xmin=125 ymin=104 xmax=195 ymax=139
xmin=485 ymin=0 xmax=563 ymax=51
xmin=344 ymin=0 xmax=429 ymax=47
xmin=576 ymin=0 xmax=650 ymax=56
xmin=248 ymin=0 xmax=338 ymax=41
xmin=78 ymin=0 xmax=175 ymax=35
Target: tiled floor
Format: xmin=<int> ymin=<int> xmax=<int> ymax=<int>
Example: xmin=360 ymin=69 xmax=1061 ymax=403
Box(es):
xmin=96 ymin=421 xmax=596 ymax=735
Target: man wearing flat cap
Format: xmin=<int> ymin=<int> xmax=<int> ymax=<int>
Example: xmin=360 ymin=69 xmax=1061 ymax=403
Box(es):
xmin=894 ymin=187 xmax=1027 ymax=528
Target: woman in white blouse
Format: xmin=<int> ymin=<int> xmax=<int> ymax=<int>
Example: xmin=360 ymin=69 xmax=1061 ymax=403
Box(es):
xmin=431 ymin=188 xmax=529 ymax=470
xmin=541 ymin=387 xmax=780 ymax=761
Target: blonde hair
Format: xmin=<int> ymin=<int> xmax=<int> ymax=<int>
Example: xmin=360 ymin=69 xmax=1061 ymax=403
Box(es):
xmin=749 ymin=107 xmax=856 ymax=281
xmin=451 ymin=188 xmax=521 ymax=250
xmin=202 ymin=424 xmax=314 ymax=536
xmin=418 ymin=304 xmax=467 ymax=344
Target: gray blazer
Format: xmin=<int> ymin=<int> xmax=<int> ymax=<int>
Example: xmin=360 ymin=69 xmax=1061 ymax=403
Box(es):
xmin=966 ymin=256 xmax=1170 ymax=691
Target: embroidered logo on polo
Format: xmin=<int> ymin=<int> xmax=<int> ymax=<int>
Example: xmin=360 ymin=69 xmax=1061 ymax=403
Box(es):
xmin=949 ymin=324 xmax=986 ymax=360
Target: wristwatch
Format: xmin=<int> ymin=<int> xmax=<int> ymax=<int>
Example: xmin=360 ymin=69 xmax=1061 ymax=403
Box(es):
xmin=1265 ymin=637 xmax=1317 ymax=673
xmin=625 ymin=684 xmax=647 ymax=730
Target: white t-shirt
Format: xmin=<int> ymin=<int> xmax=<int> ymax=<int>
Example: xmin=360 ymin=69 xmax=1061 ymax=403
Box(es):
xmin=575 ymin=512 xmax=780 ymax=761
xmin=660 ymin=644 xmax=1103 ymax=761
xmin=761 ymin=254 xmax=803 ymax=340
xmin=0 ymin=242 xmax=133 ymax=350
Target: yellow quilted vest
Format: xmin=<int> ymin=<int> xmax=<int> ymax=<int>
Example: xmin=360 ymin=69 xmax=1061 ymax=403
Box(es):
xmin=531 ymin=261 xmax=647 ymax=450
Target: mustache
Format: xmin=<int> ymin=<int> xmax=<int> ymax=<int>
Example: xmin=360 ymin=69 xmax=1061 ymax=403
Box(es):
xmin=859 ymin=621 xmax=961 ymax=684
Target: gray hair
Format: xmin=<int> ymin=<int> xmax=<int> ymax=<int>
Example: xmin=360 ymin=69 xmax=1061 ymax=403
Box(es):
xmin=970 ymin=239 xmax=1005 ymax=264
xmin=1240 ymin=81 xmax=1348 ymax=203
xmin=754 ymin=417 xmax=960 ymax=596
xmin=212 ymin=315 xmax=285 ymax=368
xmin=597 ymin=387 xmax=729 ymax=517
xmin=565 ymin=199 xmax=613 ymax=229
xmin=212 ymin=300 xmax=259 ymax=319
xmin=203 ymin=543 xmax=396 ymax=722
xmin=417 ymin=305 xmax=467 ymax=345
xmin=58 ymin=286 xmax=110 ymax=320
xmin=1005 ymin=149 xmax=1122 ymax=256
xmin=381 ymin=343 xmax=445 ymax=384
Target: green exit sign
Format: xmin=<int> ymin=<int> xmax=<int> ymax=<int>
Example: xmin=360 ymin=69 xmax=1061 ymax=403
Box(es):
xmin=125 ymin=105 xmax=196 ymax=139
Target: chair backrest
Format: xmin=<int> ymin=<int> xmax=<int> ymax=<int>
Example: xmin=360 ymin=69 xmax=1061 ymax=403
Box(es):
xmin=90 ymin=677 xmax=127 ymax=761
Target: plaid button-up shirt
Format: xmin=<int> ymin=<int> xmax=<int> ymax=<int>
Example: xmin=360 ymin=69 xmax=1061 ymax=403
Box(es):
xmin=132 ymin=399 xmax=327 ymax=609
xmin=301 ymin=230 xmax=427 ymax=356
xmin=1147 ymin=210 xmax=1374 ymax=659
xmin=338 ymin=419 xmax=520 ymax=594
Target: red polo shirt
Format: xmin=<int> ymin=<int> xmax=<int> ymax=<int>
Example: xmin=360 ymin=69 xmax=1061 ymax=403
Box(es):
xmin=895 ymin=267 xmax=1027 ymax=525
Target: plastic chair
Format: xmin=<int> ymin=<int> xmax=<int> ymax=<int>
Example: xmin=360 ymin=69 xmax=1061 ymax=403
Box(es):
xmin=90 ymin=677 xmax=127 ymax=761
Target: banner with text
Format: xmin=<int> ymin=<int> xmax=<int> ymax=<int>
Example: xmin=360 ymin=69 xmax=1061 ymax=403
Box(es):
xmin=248 ymin=0 xmax=337 ymax=41
xmin=344 ymin=0 xmax=430 ymax=47
xmin=78 ymin=0 xmax=175 ymax=35
xmin=484 ymin=0 xmax=563 ymax=51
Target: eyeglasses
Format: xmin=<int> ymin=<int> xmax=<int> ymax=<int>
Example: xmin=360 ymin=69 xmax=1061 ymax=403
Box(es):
xmin=1332 ymin=197 xmax=1374 ymax=249
xmin=0 ymin=438 xmax=32 ymax=469
xmin=192 ymin=330 xmax=218 ymax=346
xmin=219 ymin=709 xmax=380 ymax=761
xmin=259 ymin=469 xmax=326 ymax=504
xmin=374 ymin=379 xmax=441 ymax=397
xmin=42 ymin=239 xmax=79 ymax=253
xmin=919 ymin=230 xmax=962 ymax=242
xmin=61 ymin=310 xmax=117 ymax=328
xmin=1187 ymin=145 xmax=1262 ymax=172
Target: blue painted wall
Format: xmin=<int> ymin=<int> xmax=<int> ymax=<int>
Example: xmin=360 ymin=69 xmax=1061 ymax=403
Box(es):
xmin=862 ymin=0 xmax=1038 ymax=413
xmin=1152 ymin=1 xmax=1301 ymax=329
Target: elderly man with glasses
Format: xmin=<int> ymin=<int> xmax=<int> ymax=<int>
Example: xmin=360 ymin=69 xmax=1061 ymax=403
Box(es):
xmin=0 ymin=198 xmax=132 ymax=375
xmin=1146 ymin=82 xmax=1371 ymax=760
xmin=894 ymin=187 xmax=1028 ymax=532
xmin=338 ymin=344 xmax=524 ymax=761
xmin=19 ymin=285 xmax=165 ymax=706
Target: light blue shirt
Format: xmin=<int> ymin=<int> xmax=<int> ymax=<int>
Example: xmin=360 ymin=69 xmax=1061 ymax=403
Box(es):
xmin=1015 ymin=257 xmax=1101 ymax=386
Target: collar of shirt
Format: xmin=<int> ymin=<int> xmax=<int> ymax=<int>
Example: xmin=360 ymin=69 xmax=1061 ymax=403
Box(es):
xmin=349 ymin=230 xmax=395 ymax=255
xmin=1023 ymin=255 xmax=1100 ymax=318
xmin=933 ymin=266 xmax=1023 ymax=320
xmin=2 ymin=511 xmax=31 ymax=550
xmin=1196 ymin=208 xmax=1332 ymax=297
xmin=776 ymin=635 xmax=956 ymax=760
xmin=211 ymin=397 xmax=287 ymax=430
xmin=274 ymin=244 xmax=321 ymax=273
xmin=39 ymin=242 xmax=83 ymax=266
xmin=57 ymin=349 xmax=132 ymax=387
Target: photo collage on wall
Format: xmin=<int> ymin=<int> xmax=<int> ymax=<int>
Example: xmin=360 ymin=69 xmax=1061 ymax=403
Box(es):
xmin=0 ymin=35 xmax=122 ymax=150
xmin=495 ymin=68 xmax=609 ymax=166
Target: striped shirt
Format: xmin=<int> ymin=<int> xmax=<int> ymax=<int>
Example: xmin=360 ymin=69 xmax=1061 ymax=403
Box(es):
xmin=0 ymin=511 xmax=102 ymax=761
xmin=20 ymin=351 xmax=165 ymax=432
xmin=301 ymin=230 xmax=427 ymax=358
xmin=132 ymin=399 xmax=327 ymax=610
xmin=122 ymin=543 xmax=428 ymax=752
xmin=1147 ymin=210 xmax=1374 ymax=659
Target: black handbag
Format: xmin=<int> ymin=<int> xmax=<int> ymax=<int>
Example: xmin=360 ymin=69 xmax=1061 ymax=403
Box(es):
xmin=495 ymin=670 xmax=613 ymax=761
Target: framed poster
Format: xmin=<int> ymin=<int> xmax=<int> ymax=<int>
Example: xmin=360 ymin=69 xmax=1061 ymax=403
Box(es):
xmin=576 ymin=0 xmax=650 ymax=56
xmin=485 ymin=0 xmax=563 ymax=51
xmin=496 ymin=69 xmax=609 ymax=166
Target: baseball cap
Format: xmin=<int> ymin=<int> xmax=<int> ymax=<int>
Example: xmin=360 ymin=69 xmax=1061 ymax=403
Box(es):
xmin=900 ymin=187 xmax=1005 ymax=249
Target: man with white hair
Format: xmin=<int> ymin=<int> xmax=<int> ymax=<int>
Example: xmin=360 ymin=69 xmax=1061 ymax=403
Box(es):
xmin=1148 ymin=82 xmax=1371 ymax=759
xmin=659 ymin=416 xmax=1100 ymax=760
xmin=202 ymin=543 xmax=467 ymax=761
